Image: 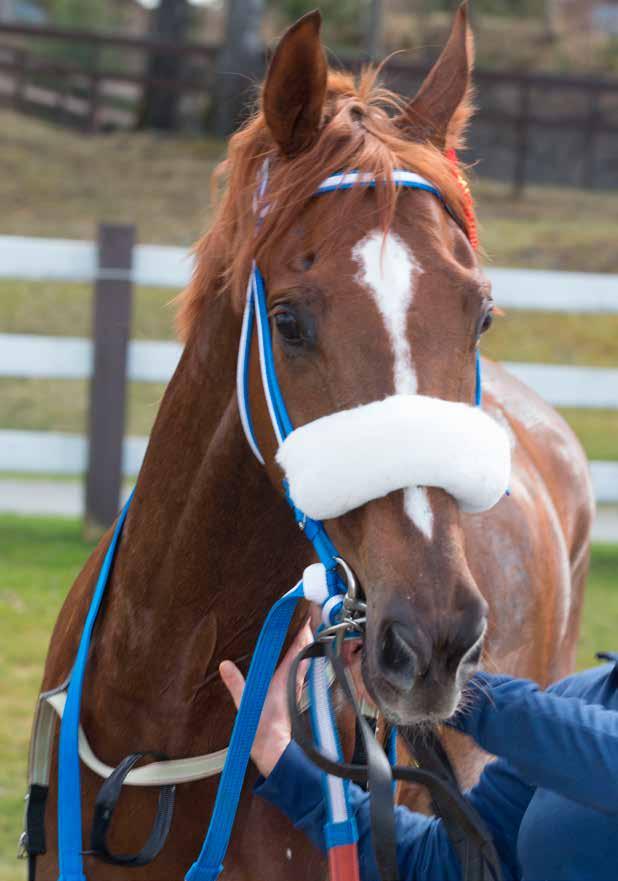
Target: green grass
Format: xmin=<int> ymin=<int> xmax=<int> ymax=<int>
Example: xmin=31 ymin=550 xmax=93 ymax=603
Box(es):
xmin=0 ymin=280 xmax=177 ymax=340
xmin=0 ymin=516 xmax=616 ymax=877
xmin=476 ymin=178 xmax=618 ymax=274
xmin=0 ymin=517 xmax=93 ymax=878
xmin=575 ymin=545 xmax=618 ymax=667
xmin=482 ymin=311 xmax=618 ymax=368
xmin=1 ymin=110 xmax=222 ymax=246
xmin=557 ymin=410 xmax=618 ymax=462
xmin=0 ymin=377 xmax=166 ymax=436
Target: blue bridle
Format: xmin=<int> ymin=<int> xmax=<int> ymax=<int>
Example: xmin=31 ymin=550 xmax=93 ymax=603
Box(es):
xmin=238 ymin=168 xmax=481 ymax=461
xmin=54 ymin=168 xmax=482 ymax=881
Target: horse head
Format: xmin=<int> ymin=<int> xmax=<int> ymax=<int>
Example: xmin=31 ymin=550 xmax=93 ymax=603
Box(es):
xmin=180 ymin=5 xmax=509 ymax=727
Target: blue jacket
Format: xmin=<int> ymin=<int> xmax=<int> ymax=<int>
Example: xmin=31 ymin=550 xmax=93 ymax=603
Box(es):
xmin=256 ymin=655 xmax=618 ymax=881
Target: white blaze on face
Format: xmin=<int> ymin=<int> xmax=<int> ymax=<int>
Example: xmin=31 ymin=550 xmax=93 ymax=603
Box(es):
xmin=352 ymin=230 xmax=434 ymax=540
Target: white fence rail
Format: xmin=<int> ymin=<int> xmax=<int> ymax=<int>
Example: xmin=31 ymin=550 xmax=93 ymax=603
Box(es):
xmin=1 ymin=235 xmax=617 ymax=504
xmin=2 ymin=235 xmax=618 ymax=312
xmin=0 ymin=236 xmax=193 ymax=288
xmin=2 ymin=334 xmax=618 ymax=410
xmin=0 ymin=334 xmax=180 ymax=383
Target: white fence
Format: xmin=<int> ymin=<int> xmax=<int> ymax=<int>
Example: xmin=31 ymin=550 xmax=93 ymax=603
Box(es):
xmin=1 ymin=234 xmax=617 ymax=502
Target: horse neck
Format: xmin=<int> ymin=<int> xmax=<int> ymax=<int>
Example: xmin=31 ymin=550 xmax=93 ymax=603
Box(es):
xmin=93 ymin=290 xmax=309 ymax=745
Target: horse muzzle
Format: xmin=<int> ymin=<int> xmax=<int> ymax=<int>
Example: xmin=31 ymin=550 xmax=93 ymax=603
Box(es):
xmin=363 ymin=607 xmax=488 ymax=725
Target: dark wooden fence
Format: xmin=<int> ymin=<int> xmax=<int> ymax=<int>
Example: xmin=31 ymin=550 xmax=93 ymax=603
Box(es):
xmin=1 ymin=21 xmax=618 ymax=191
xmin=0 ymin=22 xmax=218 ymax=132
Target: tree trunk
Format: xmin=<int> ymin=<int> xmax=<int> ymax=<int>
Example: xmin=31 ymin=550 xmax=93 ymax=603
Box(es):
xmin=141 ymin=0 xmax=191 ymax=131
xmin=543 ymin=0 xmax=559 ymax=42
xmin=365 ymin=0 xmax=384 ymax=61
xmin=213 ymin=0 xmax=265 ymax=137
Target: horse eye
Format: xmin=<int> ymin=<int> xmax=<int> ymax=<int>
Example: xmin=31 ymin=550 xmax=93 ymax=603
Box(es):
xmin=478 ymin=306 xmax=493 ymax=336
xmin=274 ymin=309 xmax=303 ymax=344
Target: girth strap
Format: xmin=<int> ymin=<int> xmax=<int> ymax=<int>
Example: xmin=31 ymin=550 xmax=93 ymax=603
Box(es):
xmin=18 ymin=680 xmax=69 ymax=880
xmin=34 ymin=690 xmax=229 ymax=786
xmin=86 ymin=752 xmax=176 ymax=868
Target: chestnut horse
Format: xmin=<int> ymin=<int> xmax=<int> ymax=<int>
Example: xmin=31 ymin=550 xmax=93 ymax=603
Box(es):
xmin=34 ymin=7 xmax=593 ymax=880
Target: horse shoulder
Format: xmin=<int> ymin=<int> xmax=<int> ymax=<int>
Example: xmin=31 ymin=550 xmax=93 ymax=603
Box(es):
xmin=40 ymin=530 xmax=113 ymax=690
xmin=482 ymin=359 xmax=595 ymax=557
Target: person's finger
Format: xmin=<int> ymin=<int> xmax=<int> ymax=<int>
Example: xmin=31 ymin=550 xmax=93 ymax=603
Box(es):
xmin=295 ymin=622 xmax=314 ymax=691
xmin=296 ymin=655 xmax=310 ymax=700
xmin=273 ymin=620 xmax=313 ymax=685
xmin=219 ymin=660 xmax=245 ymax=710
xmin=309 ymin=604 xmax=322 ymax=632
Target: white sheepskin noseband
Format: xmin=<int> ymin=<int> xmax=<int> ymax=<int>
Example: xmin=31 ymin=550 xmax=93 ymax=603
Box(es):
xmin=276 ymin=395 xmax=511 ymax=521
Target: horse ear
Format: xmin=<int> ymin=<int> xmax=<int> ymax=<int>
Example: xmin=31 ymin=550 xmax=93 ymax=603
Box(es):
xmin=262 ymin=10 xmax=328 ymax=157
xmin=397 ymin=2 xmax=475 ymax=151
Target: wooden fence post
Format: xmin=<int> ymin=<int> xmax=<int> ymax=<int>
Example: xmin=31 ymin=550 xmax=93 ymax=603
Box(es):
xmin=85 ymin=223 xmax=135 ymax=536
xmin=512 ymin=78 xmax=531 ymax=197
xmin=13 ymin=47 xmax=27 ymax=111
xmin=87 ymin=45 xmax=101 ymax=133
xmin=580 ymin=85 xmax=600 ymax=189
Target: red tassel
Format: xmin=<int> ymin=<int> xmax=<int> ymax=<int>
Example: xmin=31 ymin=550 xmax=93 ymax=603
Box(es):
xmin=446 ymin=148 xmax=479 ymax=251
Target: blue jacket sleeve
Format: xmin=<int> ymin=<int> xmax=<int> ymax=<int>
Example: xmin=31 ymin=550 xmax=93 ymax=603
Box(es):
xmin=449 ymin=670 xmax=618 ymax=815
xmin=465 ymin=754 xmax=534 ymax=879
xmin=255 ymin=740 xmax=461 ymax=880
xmin=255 ymin=741 xmax=524 ymax=881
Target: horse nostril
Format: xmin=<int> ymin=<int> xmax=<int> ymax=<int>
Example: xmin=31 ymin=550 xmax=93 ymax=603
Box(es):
xmin=379 ymin=623 xmax=418 ymax=691
xmin=449 ymin=619 xmax=487 ymax=673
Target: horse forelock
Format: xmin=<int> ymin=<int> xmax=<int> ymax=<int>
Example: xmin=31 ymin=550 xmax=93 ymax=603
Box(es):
xmin=176 ymin=66 xmax=476 ymax=342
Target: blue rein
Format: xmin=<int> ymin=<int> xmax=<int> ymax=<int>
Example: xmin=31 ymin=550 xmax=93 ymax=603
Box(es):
xmin=55 ymin=168 xmax=482 ymax=881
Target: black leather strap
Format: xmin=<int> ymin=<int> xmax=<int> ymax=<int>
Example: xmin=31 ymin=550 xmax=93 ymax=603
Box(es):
xmin=328 ymin=645 xmax=399 ymax=880
xmin=401 ymin=727 xmax=500 ymax=881
xmin=288 ymin=642 xmax=503 ymax=881
xmin=24 ymin=782 xmax=49 ymax=881
xmin=86 ymin=751 xmax=175 ymax=868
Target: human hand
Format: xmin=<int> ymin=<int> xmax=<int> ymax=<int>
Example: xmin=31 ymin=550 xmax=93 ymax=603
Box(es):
xmin=219 ymin=620 xmax=313 ymax=778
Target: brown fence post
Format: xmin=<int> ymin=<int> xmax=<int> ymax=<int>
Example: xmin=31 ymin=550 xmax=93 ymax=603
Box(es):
xmin=13 ymin=47 xmax=27 ymax=110
xmin=580 ymin=85 xmax=600 ymax=189
xmin=87 ymin=45 xmax=101 ymax=133
xmin=513 ymin=77 xmax=531 ymax=197
xmin=85 ymin=223 xmax=135 ymax=536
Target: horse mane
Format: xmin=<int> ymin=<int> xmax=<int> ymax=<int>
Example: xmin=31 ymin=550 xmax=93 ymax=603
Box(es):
xmin=177 ymin=66 xmax=475 ymax=341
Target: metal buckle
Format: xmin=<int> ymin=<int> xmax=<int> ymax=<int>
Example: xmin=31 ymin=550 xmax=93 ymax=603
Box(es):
xmin=318 ymin=556 xmax=367 ymax=648
xmin=17 ymin=830 xmax=28 ymax=860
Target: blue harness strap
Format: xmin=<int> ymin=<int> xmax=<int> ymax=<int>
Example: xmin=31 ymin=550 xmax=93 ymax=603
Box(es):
xmin=475 ymin=348 xmax=482 ymax=407
xmin=57 ymin=491 xmax=133 ymax=881
xmin=308 ymin=656 xmax=358 ymax=849
xmin=186 ymin=582 xmax=305 ymax=881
